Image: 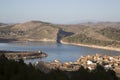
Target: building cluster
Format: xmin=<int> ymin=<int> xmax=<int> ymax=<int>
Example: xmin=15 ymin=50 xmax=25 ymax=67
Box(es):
xmin=76 ymin=54 xmax=120 ymax=71
xmin=35 ymin=54 xmax=120 ymax=74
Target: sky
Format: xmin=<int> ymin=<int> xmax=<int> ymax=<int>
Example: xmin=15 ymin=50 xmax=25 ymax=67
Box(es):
xmin=0 ymin=0 xmax=120 ymax=24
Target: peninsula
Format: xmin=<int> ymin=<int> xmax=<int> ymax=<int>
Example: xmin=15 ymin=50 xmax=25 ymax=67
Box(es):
xmin=0 ymin=50 xmax=48 ymax=60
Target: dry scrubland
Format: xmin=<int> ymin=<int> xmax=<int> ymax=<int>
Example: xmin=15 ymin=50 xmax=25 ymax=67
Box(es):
xmin=0 ymin=21 xmax=120 ymax=50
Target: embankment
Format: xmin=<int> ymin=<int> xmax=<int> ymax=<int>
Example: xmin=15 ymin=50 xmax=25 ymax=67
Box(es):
xmin=0 ymin=50 xmax=48 ymax=60
xmin=61 ymin=40 xmax=120 ymax=52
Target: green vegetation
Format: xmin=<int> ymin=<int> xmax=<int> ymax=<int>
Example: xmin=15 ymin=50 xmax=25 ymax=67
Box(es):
xmin=70 ymin=65 xmax=118 ymax=80
xmin=0 ymin=26 xmax=26 ymax=37
xmin=0 ymin=26 xmax=12 ymax=36
xmin=0 ymin=54 xmax=118 ymax=80
xmin=63 ymin=34 xmax=120 ymax=48
xmin=98 ymin=27 xmax=120 ymax=41
xmin=0 ymin=54 xmax=45 ymax=80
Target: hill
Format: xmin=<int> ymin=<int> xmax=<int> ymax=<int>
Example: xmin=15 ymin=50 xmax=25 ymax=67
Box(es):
xmin=0 ymin=21 xmax=120 ymax=49
xmin=0 ymin=21 xmax=60 ymax=41
xmin=0 ymin=23 xmax=7 ymax=26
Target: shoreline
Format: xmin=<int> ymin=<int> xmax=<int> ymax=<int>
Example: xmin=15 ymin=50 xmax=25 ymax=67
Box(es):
xmin=24 ymin=38 xmax=56 ymax=42
xmin=61 ymin=40 xmax=120 ymax=52
xmin=0 ymin=38 xmax=120 ymax=52
xmin=0 ymin=38 xmax=56 ymax=43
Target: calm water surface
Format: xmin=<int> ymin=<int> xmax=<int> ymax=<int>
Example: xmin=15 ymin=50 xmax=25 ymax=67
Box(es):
xmin=0 ymin=42 xmax=120 ymax=63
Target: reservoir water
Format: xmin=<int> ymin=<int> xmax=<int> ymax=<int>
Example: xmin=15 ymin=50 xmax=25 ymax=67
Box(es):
xmin=0 ymin=41 xmax=120 ymax=63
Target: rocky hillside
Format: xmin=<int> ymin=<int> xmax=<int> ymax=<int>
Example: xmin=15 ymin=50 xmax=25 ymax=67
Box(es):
xmin=61 ymin=22 xmax=120 ymax=48
xmin=0 ymin=21 xmax=120 ymax=48
xmin=0 ymin=21 xmax=60 ymax=41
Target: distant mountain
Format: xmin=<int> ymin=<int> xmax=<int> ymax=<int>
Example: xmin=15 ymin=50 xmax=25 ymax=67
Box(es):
xmin=0 ymin=23 xmax=8 ymax=27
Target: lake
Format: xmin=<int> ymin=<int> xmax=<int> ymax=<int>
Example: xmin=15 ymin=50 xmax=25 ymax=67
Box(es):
xmin=0 ymin=41 xmax=120 ymax=63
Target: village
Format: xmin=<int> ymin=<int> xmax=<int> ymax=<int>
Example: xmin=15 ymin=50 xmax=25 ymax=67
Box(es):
xmin=35 ymin=54 xmax=120 ymax=76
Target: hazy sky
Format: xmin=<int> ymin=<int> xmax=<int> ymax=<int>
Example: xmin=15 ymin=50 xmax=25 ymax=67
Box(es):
xmin=0 ymin=0 xmax=120 ymax=24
